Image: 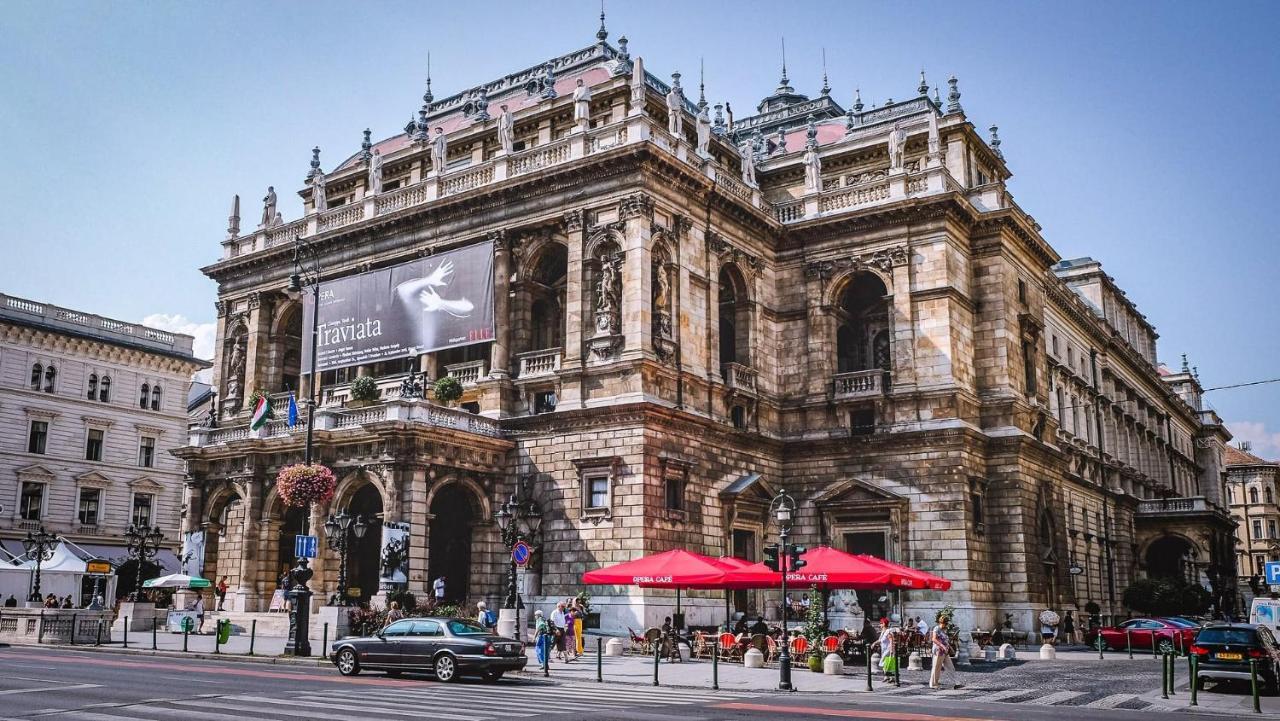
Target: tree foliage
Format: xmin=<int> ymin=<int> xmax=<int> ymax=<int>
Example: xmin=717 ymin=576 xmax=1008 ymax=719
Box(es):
xmin=1122 ymin=577 xmax=1211 ymax=616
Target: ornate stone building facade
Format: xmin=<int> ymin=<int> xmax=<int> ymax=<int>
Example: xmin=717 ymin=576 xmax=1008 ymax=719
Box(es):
xmin=0 ymin=293 xmax=205 ymax=595
xmin=1226 ymin=443 xmax=1280 ymax=608
xmin=178 ymin=28 xmax=1237 ymax=631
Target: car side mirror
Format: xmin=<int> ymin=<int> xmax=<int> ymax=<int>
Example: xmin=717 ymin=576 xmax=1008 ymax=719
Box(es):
xmin=377 ymin=631 xmax=385 ymax=640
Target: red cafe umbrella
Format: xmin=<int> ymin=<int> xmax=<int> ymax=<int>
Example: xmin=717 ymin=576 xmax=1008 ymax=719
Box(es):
xmin=853 ymin=554 xmax=952 ymax=591
xmin=721 ymin=546 xmax=912 ymax=590
xmin=583 ymin=549 xmax=736 ymax=626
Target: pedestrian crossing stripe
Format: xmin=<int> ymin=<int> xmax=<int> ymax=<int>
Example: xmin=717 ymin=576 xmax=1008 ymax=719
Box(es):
xmin=886 ymin=685 xmax=1152 ymax=710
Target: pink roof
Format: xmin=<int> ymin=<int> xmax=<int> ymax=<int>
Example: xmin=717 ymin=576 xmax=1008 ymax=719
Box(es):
xmin=336 ymin=66 xmax=614 ymax=172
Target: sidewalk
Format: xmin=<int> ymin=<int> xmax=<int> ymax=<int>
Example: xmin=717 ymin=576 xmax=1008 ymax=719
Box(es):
xmin=1137 ymin=657 xmax=1280 ymax=718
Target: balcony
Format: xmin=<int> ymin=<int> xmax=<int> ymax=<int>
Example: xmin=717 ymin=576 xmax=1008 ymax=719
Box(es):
xmin=321 ymin=373 xmax=413 ymax=407
xmin=1136 ymin=496 xmax=1213 ymax=516
xmin=445 ymin=360 xmax=488 ymax=386
xmin=722 ymin=362 xmax=758 ymax=394
xmin=833 ymin=369 xmax=887 ymax=400
xmin=517 ymin=348 xmax=562 ymax=379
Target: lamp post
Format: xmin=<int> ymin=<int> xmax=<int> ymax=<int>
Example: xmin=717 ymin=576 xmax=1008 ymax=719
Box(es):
xmin=322 ymin=511 xmax=369 ymax=605
xmin=22 ymin=525 xmax=59 ymax=603
xmin=124 ymin=524 xmax=164 ymax=601
xmin=287 ymin=236 xmax=322 ymax=468
xmin=494 ymin=486 xmax=542 ymax=639
xmin=770 ymin=489 xmax=797 ymax=692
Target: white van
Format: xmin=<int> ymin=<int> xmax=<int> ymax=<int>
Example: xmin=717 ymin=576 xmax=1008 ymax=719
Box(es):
xmin=1249 ymin=598 xmax=1280 ymax=631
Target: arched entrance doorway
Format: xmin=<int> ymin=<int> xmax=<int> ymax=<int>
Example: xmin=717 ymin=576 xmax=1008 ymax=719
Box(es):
xmin=344 ymin=484 xmax=384 ymax=605
xmin=428 ymin=484 xmax=479 ymax=605
xmin=1146 ymin=536 xmax=1195 ymax=582
xmin=274 ymin=506 xmax=307 ymax=587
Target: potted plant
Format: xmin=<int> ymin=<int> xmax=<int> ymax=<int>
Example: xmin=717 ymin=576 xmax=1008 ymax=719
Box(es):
xmin=275 ymin=463 xmax=338 ymax=508
xmin=348 ymin=376 xmax=380 ymax=407
xmin=802 ymin=585 xmax=827 ymax=671
xmin=432 ymin=375 xmax=464 ymax=406
xmin=576 ymin=591 xmax=601 ymax=630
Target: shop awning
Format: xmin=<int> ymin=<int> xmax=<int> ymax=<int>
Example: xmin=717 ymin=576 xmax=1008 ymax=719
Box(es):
xmin=582 ymin=549 xmax=731 ymax=589
xmin=853 ymin=554 xmax=952 ymax=591
xmin=720 ymin=546 xmax=915 ymax=591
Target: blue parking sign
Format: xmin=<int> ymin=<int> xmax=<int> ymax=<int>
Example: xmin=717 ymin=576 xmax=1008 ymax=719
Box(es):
xmin=295 ymin=534 xmax=318 ymax=559
xmin=1266 ymin=561 xmax=1280 ymax=586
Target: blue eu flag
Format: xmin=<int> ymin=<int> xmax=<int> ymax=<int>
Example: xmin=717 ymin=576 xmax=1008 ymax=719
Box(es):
xmin=287 ymin=392 xmax=299 ymax=427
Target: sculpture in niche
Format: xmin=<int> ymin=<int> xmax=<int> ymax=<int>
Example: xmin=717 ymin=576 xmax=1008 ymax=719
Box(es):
xmin=225 ymin=340 xmax=246 ymax=409
xmin=595 ymin=253 xmax=621 ymax=336
xmin=652 ymin=255 xmax=672 ymax=339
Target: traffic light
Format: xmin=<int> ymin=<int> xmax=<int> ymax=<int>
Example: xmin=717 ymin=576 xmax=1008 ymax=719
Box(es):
xmin=789 ymin=545 xmax=808 ymax=571
xmin=763 ymin=544 xmax=781 ymax=572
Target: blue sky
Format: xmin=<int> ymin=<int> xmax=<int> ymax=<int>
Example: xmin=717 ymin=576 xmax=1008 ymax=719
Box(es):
xmin=2 ymin=1 xmax=1278 ymax=455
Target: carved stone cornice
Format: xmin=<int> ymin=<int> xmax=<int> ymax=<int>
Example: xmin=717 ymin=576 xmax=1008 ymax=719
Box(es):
xmin=563 ymin=209 xmax=584 ymax=232
xmin=804 ymin=244 xmax=908 ymax=280
xmin=246 ymin=292 xmax=262 ymax=311
xmin=214 ymin=300 xmax=228 ymax=318
xmin=672 ymin=214 xmax=694 ymax=238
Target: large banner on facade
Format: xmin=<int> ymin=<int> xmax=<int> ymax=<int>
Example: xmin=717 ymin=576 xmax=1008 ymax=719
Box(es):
xmin=181 ymin=531 xmax=206 ymax=578
xmin=301 ymin=242 xmax=495 ymax=372
xmin=379 ymin=521 xmax=410 ymax=592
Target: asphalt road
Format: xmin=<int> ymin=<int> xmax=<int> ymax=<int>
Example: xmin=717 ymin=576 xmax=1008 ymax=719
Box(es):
xmin=0 ymin=645 xmax=1255 ymax=720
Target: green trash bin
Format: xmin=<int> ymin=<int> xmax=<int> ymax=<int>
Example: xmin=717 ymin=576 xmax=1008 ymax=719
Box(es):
xmin=216 ymin=619 xmax=232 ymax=644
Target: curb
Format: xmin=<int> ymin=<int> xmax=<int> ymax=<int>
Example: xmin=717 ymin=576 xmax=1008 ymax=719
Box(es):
xmin=30 ymin=643 xmax=328 ymax=667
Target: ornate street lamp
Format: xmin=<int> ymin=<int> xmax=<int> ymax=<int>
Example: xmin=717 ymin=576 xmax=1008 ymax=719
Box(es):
xmin=769 ymin=489 xmax=798 ymax=692
xmin=125 ymin=523 xmax=164 ymax=601
xmin=323 ymin=511 xmax=369 ymax=605
xmin=22 ymin=525 xmax=59 ymax=603
xmin=494 ymin=485 xmax=543 ymax=639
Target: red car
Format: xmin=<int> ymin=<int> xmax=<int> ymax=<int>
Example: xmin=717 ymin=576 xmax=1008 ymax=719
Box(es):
xmin=1087 ymin=617 xmax=1200 ymax=654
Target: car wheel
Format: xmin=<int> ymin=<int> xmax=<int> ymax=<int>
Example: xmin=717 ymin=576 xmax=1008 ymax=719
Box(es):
xmin=483 ymin=670 xmax=504 ymax=683
xmin=1157 ymin=639 xmax=1175 ymax=655
xmin=336 ymin=648 xmax=360 ymax=676
xmin=434 ymin=654 xmax=457 ymax=683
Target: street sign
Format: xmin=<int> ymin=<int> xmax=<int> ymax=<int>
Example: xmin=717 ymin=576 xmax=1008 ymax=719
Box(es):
xmin=1069 ymin=565 xmax=1084 ymax=576
xmin=295 ymin=534 xmax=318 ymax=559
xmin=516 ymin=567 xmax=528 ymax=595
xmin=1266 ymin=561 xmax=1280 ymax=586
xmin=512 ymin=540 xmax=532 ymax=567
xmin=85 ymin=560 xmax=112 ymax=575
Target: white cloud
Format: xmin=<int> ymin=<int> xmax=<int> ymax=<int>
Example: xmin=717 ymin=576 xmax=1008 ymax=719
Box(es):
xmin=140 ymin=313 xmax=216 ymax=361
xmin=1226 ymin=420 xmax=1280 ymax=459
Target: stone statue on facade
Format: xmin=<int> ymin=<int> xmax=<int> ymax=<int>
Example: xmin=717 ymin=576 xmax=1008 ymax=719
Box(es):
xmin=225 ymin=341 xmax=246 ymax=407
xmin=773 ymin=127 xmax=787 ymax=156
xmin=665 ymin=81 xmax=683 ymax=137
xmin=311 ymin=171 xmax=327 ymax=213
xmin=497 ymin=104 xmax=514 ymax=155
xmin=652 ymin=260 xmax=672 ymax=339
xmin=431 ymin=127 xmax=448 ymax=175
xmin=803 ymin=144 xmax=822 ymax=192
xmin=695 ymin=104 xmax=711 ymax=155
xmin=260 ymin=186 xmax=277 ymax=227
xmin=368 ymin=149 xmax=383 ymax=195
xmin=595 ymin=255 xmax=620 ymax=335
xmin=739 ymin=141 xmax=757 ymax=186
xmin=573 ymin=79 xmax=592 ymax=129
xmin=887 ymin=120 xmax=907 ymax=171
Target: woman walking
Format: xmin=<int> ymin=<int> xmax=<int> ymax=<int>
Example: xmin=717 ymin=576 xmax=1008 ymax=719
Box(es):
xmin=563 ymin=600 xmax=578 ymax=661
xmin=534 ymin=610 xmax=550 ymax=666
xmin=877 ymin=618 xmax=897 ymax=683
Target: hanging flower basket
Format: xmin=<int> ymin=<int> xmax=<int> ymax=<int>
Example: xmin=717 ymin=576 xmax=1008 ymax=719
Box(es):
xmin=276 ymin=463 xmax=337 ymax=508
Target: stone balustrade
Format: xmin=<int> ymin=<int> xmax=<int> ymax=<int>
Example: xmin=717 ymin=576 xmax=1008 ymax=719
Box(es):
xmin=832 ymin=369 xmax=887 ymax=399
xmin=1136 ymin=496 xmax=1210 ymax=515
xmin=0 ymin=608 xmax=113 ymax=645
xmin=509 ymin=138 xmax=572 ymax=176
xmin=722 ymin=362 xmax=758 ymax=393
xmin=517 ymin=348 xmax=562 ymax=379
xmin=445 ymin=359 xmax=487 ymax=386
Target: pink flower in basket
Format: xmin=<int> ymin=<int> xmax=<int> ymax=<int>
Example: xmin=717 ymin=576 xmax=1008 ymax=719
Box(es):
xmin=276 ymin=463 xmax=337 ymax=508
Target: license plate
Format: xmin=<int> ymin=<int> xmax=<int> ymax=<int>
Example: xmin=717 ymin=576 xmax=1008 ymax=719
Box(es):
xmin=1217 ymin=652 xmax=1243 ymax=661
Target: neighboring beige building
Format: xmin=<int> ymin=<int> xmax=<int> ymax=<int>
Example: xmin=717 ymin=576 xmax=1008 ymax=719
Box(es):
xmin=175 ymin=28 xmax=1237 ymax=632
xmin=0 ymin=292 xmax=206 ymax=599
xmin=1226 ymin=443 xmax=1280 ymax=607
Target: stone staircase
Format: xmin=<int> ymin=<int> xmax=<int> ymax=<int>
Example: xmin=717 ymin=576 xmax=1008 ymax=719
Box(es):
xmin=203 ymin=610 xmax=291 ymax=636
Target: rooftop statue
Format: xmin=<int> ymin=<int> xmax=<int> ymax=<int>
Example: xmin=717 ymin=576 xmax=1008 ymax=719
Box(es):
xmin=696 ymin=104 xmax=711 ymax=156
xmin=260 ymin=186 xmax=277 ymax=228
xmin=573 ymin=79 xmax=593 ymax=129
xmin=431 ymin=127 xmax=448 ymax=175
xmin=665 ymin=77 xmax=683 ymax=138
xmin=888 ymin=120 xmax=907 ymax=171
xmin=311 ymin=171 xmax=327 ymax=213
xmin=803 ymin=144 xmax=822 ymax=193
xmin=368 ymin=150 xmax=383 ymax=195
xmin=738 ymin=141 xmax=757 ymax=187
xmin=497 ymin=104 xmax=514 ymax=155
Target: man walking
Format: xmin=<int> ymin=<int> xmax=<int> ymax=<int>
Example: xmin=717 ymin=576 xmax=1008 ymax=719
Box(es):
xmin=929 ymin=615 xmax=962 ymax=690
xmin=477 ymin=601 xmax=496 ymax=632
xmin=433 ymin=576 xmax=446 ymax=604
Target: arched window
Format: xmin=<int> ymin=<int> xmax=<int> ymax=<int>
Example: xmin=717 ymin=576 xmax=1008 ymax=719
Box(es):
xmin=87 ymin=374 xmax=98 ymax=400
xmin=151 ymin=385 xmax=162 ymax=411
xmin=527 ymin=244 xmax=567 ymax=353
xmin=1251 ymin=487 xmax=1261 ymax=505
xmin=1269 ymin=487 xmax=1276 ymax=505
xmin=718 ymin=264 xmax=751 ymax=367
xmin=140 ymin=383 xmax=150 ymax=409
xmin=834 ymin=273 xmax=889 ymax=375
xmin=43 ymin=365 xmax=56 ymax=393
xmin=30 ymin=363 xmax=42 ymax=390
xmin=98 ymin=376 xmax=111 ymax=403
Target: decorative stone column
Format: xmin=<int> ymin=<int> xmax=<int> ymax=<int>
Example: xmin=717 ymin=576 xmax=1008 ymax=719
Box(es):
xmin=490 ymin=230 xmax=512 ymax=379
xmin=235 ymin=477 xmax=264 ymax=612
xmin=242 ymin=292 xmax=274 ymax=404
xmin=888 ymin=251 xmax=917 ymax=392
xmin=559 ymin=210 xmax=586 ymax=409
xmin=618 ymin=193 xmax=654 ymax=359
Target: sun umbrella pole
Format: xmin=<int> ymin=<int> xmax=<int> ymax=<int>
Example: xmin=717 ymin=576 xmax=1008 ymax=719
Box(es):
xmin=676 ymin=588 xmax=681 ymax=630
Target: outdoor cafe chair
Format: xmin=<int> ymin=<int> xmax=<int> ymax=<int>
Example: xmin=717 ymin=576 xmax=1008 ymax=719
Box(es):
xmin=822 ymin=635 xmax=840 ymax=654
xmin=718 ymin=632 xmax=741 ymax=662
xmin=790 ymin=635 xmax=810 ymax=661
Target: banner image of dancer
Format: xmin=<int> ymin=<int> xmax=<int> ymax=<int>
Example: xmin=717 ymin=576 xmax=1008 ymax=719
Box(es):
xmin=301 ymin=241 xmax=495 ymax=372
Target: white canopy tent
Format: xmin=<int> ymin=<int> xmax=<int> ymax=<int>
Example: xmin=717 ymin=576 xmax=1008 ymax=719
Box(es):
xmin=0 ymin=540 xmax=117 ymax=604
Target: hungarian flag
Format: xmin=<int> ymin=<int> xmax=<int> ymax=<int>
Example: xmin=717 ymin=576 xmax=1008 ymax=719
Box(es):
xmin=250 ymin=395 xmax=272 ymax=430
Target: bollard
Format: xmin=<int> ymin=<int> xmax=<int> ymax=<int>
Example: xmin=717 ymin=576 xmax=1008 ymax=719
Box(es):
xmin=1161 ymin=653 xmax=1168 ymax=699
xmin=183 ymin=624 xmax=189 ymax=652
xmin=151 ymin=622 xmax=157 ymax=650
xmin=95 ymin=620 xmax=103 ymax=646
xmin=597 ymin=637 xmax=603 ymax=683
xmin=214 ymin=622 xmax=221 ymax=654
xmin=1189 ymin=655 xmax=1198 ymax=706
xmin=1126 ymin=629 xmax=1132 ymax=659
xmin=124 ymin=617 xmax=129 ymax=649
xmin=866 ymin=641 xmax=873 ymax=692
xmin=894 ymin=649 xmax=901 ymax=687
xmin=1251 ymin=660 xmax=1262 ymax=714
xmin=712 ymin=639 xmax=719 ymax=690
xmin=1167 ymin=653 xmax=1175 ymax=696
xmin=322 ymin=623 xmax=329 ymax=659
xmin=1151 ymin=633 xmax=1158 ymax=658
xmin=249 ymin=619 xmax=257 ymax=656
xmin=1098 ymin=634 xmax=1104 ymax=660
xmin=38 ymin=610 xmax=45 ymax=644
xmin=70 ymin=613 xmax=77 ymax=646
xmin=653 ymin=643 xmax=660 ymax=687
